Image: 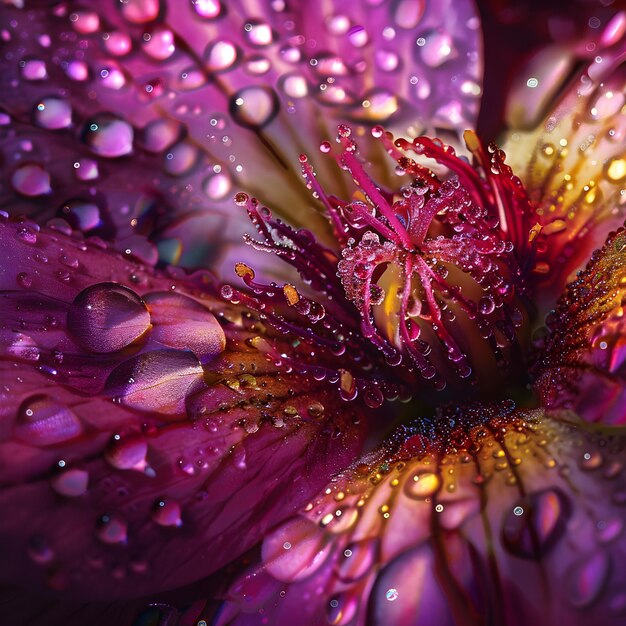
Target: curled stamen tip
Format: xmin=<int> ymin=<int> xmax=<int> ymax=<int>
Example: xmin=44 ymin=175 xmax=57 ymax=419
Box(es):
xmin=234 ymin=262 xmax=255 ymax=280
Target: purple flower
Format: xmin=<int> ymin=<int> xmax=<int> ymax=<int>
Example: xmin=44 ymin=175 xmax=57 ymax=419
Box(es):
xmin=0 ymin=1 xmax=625 ymax=625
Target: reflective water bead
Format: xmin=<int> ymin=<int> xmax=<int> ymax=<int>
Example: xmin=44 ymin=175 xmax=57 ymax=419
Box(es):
xmin=33 ymin=97 xmax=72 ymax=129
xmin=14 ymin=395 xmax=83 ymax=446
xmin=67 ymin=283 xmax=151 ymax=353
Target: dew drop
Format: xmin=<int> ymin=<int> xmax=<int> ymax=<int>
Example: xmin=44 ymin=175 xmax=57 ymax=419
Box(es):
xmin=163 ymin=141 xmax=198 ymax=176
xmin=82 ymin=115 xmax=134 ymax=158
xmin=33 ymin=97 xmax=72 ymax=129
xmin=404 ymin=470 xmax=440 ymax=498
xmin=151 ymin=498 xmax=183 ymax=527
xmin=95 ymin=513 xmax=128 ymax=544
xmin=204 ymin=40 xmax=239 ymax=72
xmin=50 ymin=467 xmax=89 ymax=497
xmin=244 ymin=20 xmax=274 ymax=47
xmin=119 ymin=0 xmax=161 ymax=24
xmin=20 ymin=58 xmax=47 ymax=81
xmin=393 ymin=0 xmax=425 ymax=29
xmin=230 ymin=86 xmax=279 ymax=128
xmin=565 ymin=551 xmax=611 ymax=607
xmin=14 ymin=395 xmax=82 ymax=447
xmin=67 ymin=283 xmax=151 ymax=353
xmin=11 ymin=163 xmax=51 ymax=196
xmin=191 ymin=0 xmax=222 ymax=19
xmin=280 ymin=73 xmax=308 ymax=98
xmin=105 ymin=433 xmax=149 ymax=471
xmin=142 ymin=26 xmax=176 ymax=60
xmin=203 ymin=171 xmax=232 ymax=200
xmin=105 ymin=350 xmax=204 ymax=416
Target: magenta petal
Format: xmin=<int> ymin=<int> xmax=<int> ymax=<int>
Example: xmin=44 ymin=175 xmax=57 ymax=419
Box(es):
xmin=217 ymin=408 xmax=626 ymax=626
xmin=0 ymin=217 xmax=364 ymax=600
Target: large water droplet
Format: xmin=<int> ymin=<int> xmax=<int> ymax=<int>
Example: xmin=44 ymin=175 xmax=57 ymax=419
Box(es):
xmin=151 ymin=498 xmax=183 ymax=527
xmin=565 ymin=551 xmax=611 ymax=607
xmin=50 ymin=467 xmax=89 ymax=497
xmin=142 ymin=119 xmax=182 ymax=153
xmin=14 ymin=395 xmax=83 ymax=446
xmin=83 ymin=115 xmax=134 ymax=158
xmin=11 ymin=163 xmax=51 ymax=196
xmin=191 ymin=0 xmax=222 ymax=19
xmin=243 ymin=20 xmax=274 ymax=47
xmin=105 ymin=433 xmax=149 ymax=471
xmin=105 ymin=350 xmax=204 ymax=416
xmin=501 ymin=489 xmax=570 ymax=559
xmin=142 ymin=26 xmax=176 ymax=61
xmin=144 ymin=292 xmax=226 ymax=361
xmin=337 ymin=539 xmax=377 ymax=583
xmin=203 ymin=170 xmax=232 ymax=200
xmin=404 ymin=470 xmax=440 ymax=498
xmin=68 ymin=283 xmax=151 ymax=353
xmin=33 ymin=97 xmax=72 ymax=129
xmin=230 ymin=86 xmax=279 ymax=128
xmin=280 ymin=73 xmax=309 ymax=98
xmin=204 ymin=40 xmax=240 ymax=72
xmin=119 ymin=0 xmax=162 ymax=24
xmin=162 ymin=141 xmax=198 ymax=176
xmin=392 ymin=0 xmax=425 ymax=29
xmin=95 ymin=513 xmax=128 ymax=544
xmin=20 ymin=58 xmax=47 ymax=81
xmin=59 ymin=199 xmax=103 ymax=231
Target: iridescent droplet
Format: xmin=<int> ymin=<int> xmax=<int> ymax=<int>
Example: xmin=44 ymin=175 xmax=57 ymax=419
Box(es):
xmin=151 ymin=498 xmax=183 ymax=527
xmin=502 ymin=489 xmax=570 ymax=559
xmin=105 ymin=350 xmax=204 ymax=416
xmin=404 ymin=470 xmax=440 ymax=498
xmin=82 ymin=115 xmax=134 ymax=158
xmin=33 ymin=97 xmax=72 ymax=129
xmin=565 ymin=551 xmax=611 ymax=607
xmin=229 ymin=86 xmax=279 ymax=128
xmin=14 ymin=395 xmax=83 ymax=446
xmin=105 ymin=433 xmax=149 ymax=471
xmin=50 ymin=467 xmax=89 ymax=497
xmin=11 ymin=163 xmax=51 ymax=196
xmin=67 ymin=283 xmax=151 ymax=353
xmin=95 ymin=513 xmax=128 ymax=544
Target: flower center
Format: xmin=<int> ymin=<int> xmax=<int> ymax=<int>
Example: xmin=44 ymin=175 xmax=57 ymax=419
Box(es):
xmin=225 ymin=125 xmax=535 ymax=403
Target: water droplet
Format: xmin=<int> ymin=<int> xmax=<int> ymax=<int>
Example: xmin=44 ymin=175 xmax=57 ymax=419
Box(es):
xmin=204 ymin=40 xmax=240 ymax=72
xmin=33 ymin=97 xmax=72 ymax=129
xmin=59 ymin=199 xmax=103 ymax=231
xmin=565 ymin=551 xmax=611 ymax=607
xmin=327 ymin=592 xmax=358 ymax=625
xmin=14 ymin=395 xmax=82 ymax=446
xmin=95 ymin=513 xmax=128 ymax=544
xmin=280 ymin=73 xmax=308 ymax=98
xmin=230 ymin=86 xmax=279 ymax=128
xmin=502 ymin=488 xmax=570 ymax=559
xmin=68 ymin=283 xmax=151 ymax=353
xmin=105 ymin=350 xmax=204 ymax=416
xmin=404 ymin=470 xmax=440 ymax=498
xmin=103 ymin=30 xmax=133 ymax=56
xmin=419 ymin=32 xmax=457 ymax=67
xmin=119 ymin=0 xmax=162 ymax=24
xmin=337 ymin=539 xmax=377 ymax=583
xmin=142 ymin=26 xmax=176 ymax=60
xmin=151 ymin=498 xmax=182 ymax=527
xmin=243 ymin=20 xmax=274 ymax=47
xmin=20 ymin=58 xmax=47 ymax=80
xmin=191 ymin=0 xmax=222 ymax=19
xmin=83 ymin=115 xmax=134 ymax=158
xmin=50 ymin=467 xmax=89 ymax=497
xmin=393 ymin=0 xmax=425 ymax=29
xmin=105 ymin=433 xmax=149 ymax=471
xmin=203 ymin=170 xmax=232 ymax=200
xmin=142 ymin=119 xmax=182 ymax=153
xmin=11 ymin=163 xmax=51 ymax=196
xmin=143 ymin=291 xmax=226 ymax=361
xmin=606 ymin=157 xmax=626 ymax=182
xmin=163 ymin=141 xmax=198 ymax=176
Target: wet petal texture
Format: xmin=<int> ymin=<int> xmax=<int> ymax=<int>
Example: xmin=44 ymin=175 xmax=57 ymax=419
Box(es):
xmin=216 ymin=407 xmax=626 ymax=626
xmin=535 ymin=227 xmax=626 ymax=425
xmin=502 ymin=13 xmax=626 ymax=301
xmin=0 ymin=215 xmax=363 ymax=600
xmin=0 ymin=0 xmax=482 ymax=268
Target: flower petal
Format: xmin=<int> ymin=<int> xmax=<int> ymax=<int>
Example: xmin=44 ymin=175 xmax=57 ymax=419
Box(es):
xmin=501 ymin=12 xmax=626 ymax=302
xmin=215 ymin=406 xmax=626 ymax=625
xmin=0 ymin=216 xmax=363 ymax=600
xmin=0 ymin=0 xmax=482 ymax=269
xmin=535 ymin=227 xmax=626 ymax=425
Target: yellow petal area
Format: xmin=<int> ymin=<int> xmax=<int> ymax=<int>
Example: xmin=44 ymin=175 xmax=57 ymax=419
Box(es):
xmin=501 ymin=23 xmax=626 ymax=302
xmin=222 ymin=409 xmax=626 ymax=626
